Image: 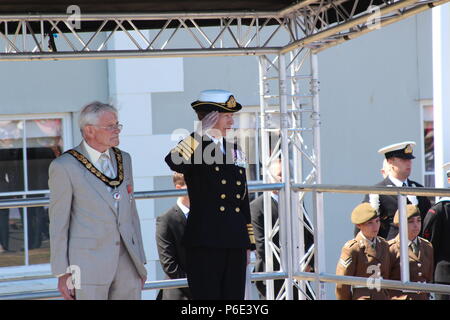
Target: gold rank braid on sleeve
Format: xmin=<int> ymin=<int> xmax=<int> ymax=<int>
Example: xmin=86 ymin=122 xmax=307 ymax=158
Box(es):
xmin=171 ymin=135 xmax=200 ymax=161
xmin=247 ymin=224 xmax=256 ymax=245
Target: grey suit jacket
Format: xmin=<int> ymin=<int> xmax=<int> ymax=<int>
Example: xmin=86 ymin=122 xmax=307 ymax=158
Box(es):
xmin=48 ymin=142 xmax=147 ymax=285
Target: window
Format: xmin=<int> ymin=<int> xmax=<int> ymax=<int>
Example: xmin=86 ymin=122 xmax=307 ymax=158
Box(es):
xmin=0 ymin=114 xmax=72 ymax=268
xmin=421 ymin=101 xmax=434 ymax=188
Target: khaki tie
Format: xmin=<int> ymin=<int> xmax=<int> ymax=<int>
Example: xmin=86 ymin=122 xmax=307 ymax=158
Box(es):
xmin=410 ymin=242 xmax=419 ymax=256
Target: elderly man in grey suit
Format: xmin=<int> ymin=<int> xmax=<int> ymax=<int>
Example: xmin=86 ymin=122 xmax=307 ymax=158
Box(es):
xmin=49 ymin=101 xmax=147 ymax=300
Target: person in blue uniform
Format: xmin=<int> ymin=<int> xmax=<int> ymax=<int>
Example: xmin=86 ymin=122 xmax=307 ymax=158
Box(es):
xmin=164 ymin=89 xmax=256 ymax=300
xmin=359 ymin=141 xmax=431 ymax=240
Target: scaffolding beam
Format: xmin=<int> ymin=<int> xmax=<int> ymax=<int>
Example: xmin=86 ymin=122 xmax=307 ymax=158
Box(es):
xmin=0 ymin=0 xmax=447 ymax=61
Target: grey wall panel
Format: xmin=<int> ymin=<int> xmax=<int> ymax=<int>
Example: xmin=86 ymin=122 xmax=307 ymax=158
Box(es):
xmin=416 ymin=11 xmax=433 ymax=100
xmin=152 ymin=55 xmax=259 ymax=135
xmin=0 ymin=60 xmax=109 ymax=115
xmin=318 ymin=16 xmax=430 ymax=298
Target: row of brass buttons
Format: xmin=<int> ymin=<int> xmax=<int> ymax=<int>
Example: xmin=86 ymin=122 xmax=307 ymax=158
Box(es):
xmin=221 ymin=179 xmax=242 ymax=185
xmin=218 ymin=166 xmax=244 ymax=213
xmin=215 ymin=166 xmax=244 ymax=175
xmin=220 ymin=194 xmax=241 ymax=199
xmin=219 ymin=206 xmax=240 ymax=213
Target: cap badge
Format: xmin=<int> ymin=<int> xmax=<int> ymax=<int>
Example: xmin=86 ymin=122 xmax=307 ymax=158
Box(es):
xmin=405 ymin=144 xmax=413 ymax=154
xmin=226 ymin=96 xmax=237 ymax=109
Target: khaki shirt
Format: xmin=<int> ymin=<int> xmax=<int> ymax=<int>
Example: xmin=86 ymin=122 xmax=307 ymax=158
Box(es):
xmin=388 ymin=235 xmax=434 ymax=300
xmin=336 ymin=232 xmax=390 ymax=300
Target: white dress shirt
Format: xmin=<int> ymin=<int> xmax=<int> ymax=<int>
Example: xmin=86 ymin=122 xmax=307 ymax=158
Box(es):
xmin=82 ymin=140 xmax=114 ymax=175
xmin=388 ymin=174 xmax=418 ymax=205
xmin=205 ymin=133 xmax=225 ymax=154
xmin=176 ymin=198 xmax=190 ymax=219
xmin=271 ymin=192 xmax=279 ymax=203
xmin=360 ymin=232 xmax=377 ymax=248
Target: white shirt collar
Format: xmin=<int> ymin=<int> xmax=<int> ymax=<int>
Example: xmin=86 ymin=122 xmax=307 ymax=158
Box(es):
xmin=83 ymin=140 xmax=111 ymax=164
xmin=409 ymin=237 xmax=418 ymax=247
xmin=205 ymin=133 xmax=224 ymax=153
xmin=176 ymin=198 xmax=190 ymax=218
xmin=271 ymin=192 xmax=279 ymax=203
xmin=388 ymin=175 xmax=408 ymax=187
xmin=360 ymin=232 xmax=377 ymax=246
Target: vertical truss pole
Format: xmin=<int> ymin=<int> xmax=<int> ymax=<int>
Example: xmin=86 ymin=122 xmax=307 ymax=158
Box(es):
xmin=278 ymin=52 xmax=294 ymax=300
xmin=289 ymin=48 xmax=305 ymax=299
xmin=398 ymin=195 xmax=410 ymax=283
xmin=258 ymin=55 xmax=275 ymax=300
xmin=310 ymin=52 xmax=326 ymax=300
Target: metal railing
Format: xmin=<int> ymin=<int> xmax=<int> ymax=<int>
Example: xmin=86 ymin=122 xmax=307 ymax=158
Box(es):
xmin=1 ymin=182 xmax=450 ymax=299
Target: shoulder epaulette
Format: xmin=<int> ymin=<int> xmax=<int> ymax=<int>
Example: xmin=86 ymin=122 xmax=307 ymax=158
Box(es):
xmin=172 ymin=135 xmax=200 ymax=161
xmin=377 ymin=236 xmax=388 ymax=243
xmin=419 ymin=237 xmax=431 ymax=245
xmin=344 ymin=239 xmax=357 ymax=248
xmin=387 ymin=238 xmax=398 ymax=247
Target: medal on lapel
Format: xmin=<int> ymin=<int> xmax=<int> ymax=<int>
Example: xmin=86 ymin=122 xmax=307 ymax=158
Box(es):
xmin=113 ymin=188 xmax=121 ymax=201
xmin=233 ymin=148 xmax=248 ymax=168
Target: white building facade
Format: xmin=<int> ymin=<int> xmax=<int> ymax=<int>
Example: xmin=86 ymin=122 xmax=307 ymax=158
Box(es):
xmin=0 ymin=6 xmax=447 ymax=299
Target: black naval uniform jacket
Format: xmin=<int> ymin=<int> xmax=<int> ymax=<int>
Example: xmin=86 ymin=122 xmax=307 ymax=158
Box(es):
xmin=164 ymin=132 xmax=255 ymax=250
xmin=360 ymin=177 xmax=432 ymax=240
xmin=423 ymin=199 xmax=450 ymax=284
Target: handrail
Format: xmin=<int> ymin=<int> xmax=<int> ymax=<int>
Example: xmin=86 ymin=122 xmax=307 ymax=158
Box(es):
xmin=0 ymin=182 xmax=284 ymax=209
xmin=0 ymin=271 xmax=288 ymax=300
xmin=294 ymin=272 xmax=450 ymax=295
xmin=1 ymin=182 xmax=450 ymax=300
xmin=292 ymin=184 xmax=450 ymax=197
xmin=3 ymin=182 xmax=449 ymax=210
xmin=3 ymin=270 xmax=450 ymax=300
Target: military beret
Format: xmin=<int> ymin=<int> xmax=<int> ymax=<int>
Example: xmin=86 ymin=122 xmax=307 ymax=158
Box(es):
xmin=191 ymin=89 xmax=242 ymax=113
xmin=378 ymin=141 xmax=416 ymax=160
xmin=393 ymin=204 xmax=420 ymax=225
xmin=351 ymin=202 xmax=379 ymax=225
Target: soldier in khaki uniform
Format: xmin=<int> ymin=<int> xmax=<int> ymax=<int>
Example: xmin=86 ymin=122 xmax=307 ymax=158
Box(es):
xmin=336 ymin=202 xmax=391 ymax=300
xmin=388 ymin=205 xmax=434 ymax=300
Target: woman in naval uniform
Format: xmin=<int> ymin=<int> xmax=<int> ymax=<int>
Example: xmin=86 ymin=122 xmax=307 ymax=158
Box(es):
xmin=164 ymin=89 xmax=255 ymax=300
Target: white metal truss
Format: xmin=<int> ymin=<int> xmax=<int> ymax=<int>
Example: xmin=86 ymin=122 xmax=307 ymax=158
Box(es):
xmin=0 ymin=0 xmax=448 ymax=301
xmin=0 ymin=0 xmax=448 ymax=60
xmin=257 ymin=46 xmax=320 ymax=299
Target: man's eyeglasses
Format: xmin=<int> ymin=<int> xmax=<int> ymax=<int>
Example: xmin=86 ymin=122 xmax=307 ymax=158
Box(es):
xmin=93 ymin=124 xmax=123 ymax=131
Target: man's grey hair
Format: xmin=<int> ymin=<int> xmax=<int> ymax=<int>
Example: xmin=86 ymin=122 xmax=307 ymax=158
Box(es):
xmin=79 ymin=101 xmax=118 ymax=136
